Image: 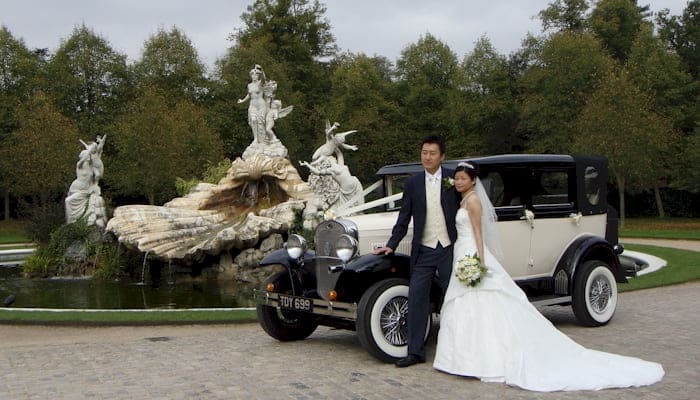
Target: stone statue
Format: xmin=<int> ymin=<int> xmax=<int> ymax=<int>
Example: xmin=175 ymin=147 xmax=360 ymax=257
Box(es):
xmin=238 ymin=64 xmax=290 ymax=159
xmin=300 ymin=157 xmax=363 ymax=210
xmin=301 ymin=122 xmax=364 ymax=227
xmin=311 ymin=120 xmax=358 ymax=166
xmin=238 ymin=64 xmax=267 ymax=144
xmin=265 ymin=99 xmax=293 ymax=143
xmin=65 ymin=135 xmax=107 ymax=228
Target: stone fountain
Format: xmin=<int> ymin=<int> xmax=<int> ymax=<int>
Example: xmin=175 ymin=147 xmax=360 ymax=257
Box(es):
xmin=106 ymin=64 xmax=365 ymax=283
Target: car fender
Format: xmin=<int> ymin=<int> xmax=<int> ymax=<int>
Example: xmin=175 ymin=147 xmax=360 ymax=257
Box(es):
xmin=258 ymin=248 xmax=316 ymax=269
xmin=555 ymin=235 xmax=626 ymax=294
xmin=343 ymin=253 xmax=411 ymax=274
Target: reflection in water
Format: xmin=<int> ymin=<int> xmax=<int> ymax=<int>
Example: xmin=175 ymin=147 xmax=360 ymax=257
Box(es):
xmin=0 ymin=266 xmax=256 ymax=309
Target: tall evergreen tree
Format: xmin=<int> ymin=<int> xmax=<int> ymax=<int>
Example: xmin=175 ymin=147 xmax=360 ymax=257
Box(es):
xmin=589 ymin=0 xmax=649 ymax=62
xmin=395 ymin=33 xmax=460 ymax=150
xmin=0 ymin=26 xmax=43 ymax=219
xmin=45 ymin=24 xmax=131 ymax=138
xmin=134 ymin=27 xmax=209 ymax=103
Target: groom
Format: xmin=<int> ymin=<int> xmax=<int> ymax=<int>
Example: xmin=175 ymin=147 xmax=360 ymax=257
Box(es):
xmin=373 ymin=135 xmax=458 ymax=367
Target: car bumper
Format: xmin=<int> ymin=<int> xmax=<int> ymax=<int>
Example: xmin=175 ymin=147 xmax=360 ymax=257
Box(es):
xmin=253 ymin=289 xmax=358 ymax=320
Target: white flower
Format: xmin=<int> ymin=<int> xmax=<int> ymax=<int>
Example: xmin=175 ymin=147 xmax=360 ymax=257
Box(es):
xmin=455 ymin=253 xmax=488 ymax=287
xmin=569 ymin=212 xmax=582 ymax=226
xmin=442 ymin=177 xmax=455 ymax=189
xmin=523 ymin=209 xmax=535 ymax=228
xmin=323 ymin=208 xmax=336 ymax=221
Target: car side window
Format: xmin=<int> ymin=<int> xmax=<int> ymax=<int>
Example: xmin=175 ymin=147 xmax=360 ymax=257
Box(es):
xmin=482 ymin=172 xmax=505 ymax=207
xmin=584 ymin=166 xmax=601 ymax=206
xmin=533 ymin=171 xmax=570 ymax=206
xmin=385 ymin=174 xmax=409 ymax=210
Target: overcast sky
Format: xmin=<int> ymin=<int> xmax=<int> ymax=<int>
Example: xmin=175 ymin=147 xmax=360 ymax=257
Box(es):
xmin=2 ymin=0 xmax=690 ymax=72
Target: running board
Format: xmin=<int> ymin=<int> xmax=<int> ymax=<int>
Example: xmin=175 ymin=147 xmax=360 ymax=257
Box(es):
xmin=531 ymin=296 xmax=572 ymax=307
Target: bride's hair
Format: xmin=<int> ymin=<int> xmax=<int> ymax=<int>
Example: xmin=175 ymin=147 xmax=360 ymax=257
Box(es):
xmin=455 ymin=161 xmax=478 ymax=181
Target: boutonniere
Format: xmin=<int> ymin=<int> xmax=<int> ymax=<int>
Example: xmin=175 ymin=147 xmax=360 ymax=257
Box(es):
xmin=442 ymin=177 xmax=454 ymax=190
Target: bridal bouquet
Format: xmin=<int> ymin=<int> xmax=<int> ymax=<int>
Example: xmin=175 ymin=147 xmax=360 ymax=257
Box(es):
xmin=455 ymin=253 xmax=488 ymax=287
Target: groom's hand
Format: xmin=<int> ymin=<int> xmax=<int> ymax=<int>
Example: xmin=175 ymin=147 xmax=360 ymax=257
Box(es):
xmin=372 ymin=246 xmax=393 ymax=256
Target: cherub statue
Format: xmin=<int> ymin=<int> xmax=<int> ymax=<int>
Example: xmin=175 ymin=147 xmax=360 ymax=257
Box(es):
xmin=264 ymin=99 xmax=293 ymax=144
xmin=311 ymin=121 xmax=358 ymax=167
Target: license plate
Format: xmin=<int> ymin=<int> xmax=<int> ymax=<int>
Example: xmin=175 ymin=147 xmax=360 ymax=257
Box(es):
xmin=277 ymin=294 xmax=313 ymax=312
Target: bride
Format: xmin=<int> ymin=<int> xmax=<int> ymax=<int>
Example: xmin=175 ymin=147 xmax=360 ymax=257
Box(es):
xmin=433 ymin=161 xmax=664 ymax=391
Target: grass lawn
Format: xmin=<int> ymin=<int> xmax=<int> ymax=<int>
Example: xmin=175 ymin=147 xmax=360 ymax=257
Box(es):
xmin=618 ymin=244 xmax=700 ymax=292
xmin=620 ymin=217 xmax=700 ymax=240
xmin=0 ymin=219 xmax=30 ymax=244
xmin=0 ymin=308 xmax=257 ymax=324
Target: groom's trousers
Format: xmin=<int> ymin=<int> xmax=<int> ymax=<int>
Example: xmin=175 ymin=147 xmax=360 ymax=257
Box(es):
xmin=407 ymin=242 xmax=453 ymax=359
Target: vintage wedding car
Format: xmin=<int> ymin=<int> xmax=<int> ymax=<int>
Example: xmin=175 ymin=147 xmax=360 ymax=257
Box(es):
xmin=253 ymin=154 xmax=629 ymax=362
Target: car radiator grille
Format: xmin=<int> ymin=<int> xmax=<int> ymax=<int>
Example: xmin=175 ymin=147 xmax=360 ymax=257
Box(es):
xmin=314 ymin=220 xmax=352 ymax=300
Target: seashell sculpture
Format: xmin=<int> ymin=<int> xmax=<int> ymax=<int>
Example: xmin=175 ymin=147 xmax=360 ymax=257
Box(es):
xmin=106 ymin=154 xmax=312 ymax=260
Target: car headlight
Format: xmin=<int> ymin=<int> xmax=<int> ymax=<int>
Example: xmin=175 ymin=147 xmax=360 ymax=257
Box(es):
xmin=335 ymin=234 xmax=358 ymax=263
xmin=286 ymin=234 xmax=306 ymax=260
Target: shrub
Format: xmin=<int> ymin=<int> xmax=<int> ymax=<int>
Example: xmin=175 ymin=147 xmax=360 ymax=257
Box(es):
xmin=92 ymin=242 xmax=128 ymax=280
xmin=22 ymin=247 xmax=61 ymax=276
xmin=21 ymin=201 xmax=65 ymax=244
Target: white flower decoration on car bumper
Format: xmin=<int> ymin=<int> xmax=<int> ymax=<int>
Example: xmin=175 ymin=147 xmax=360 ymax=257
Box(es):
xmin=323 ymin=208 xmax=336 ymax=221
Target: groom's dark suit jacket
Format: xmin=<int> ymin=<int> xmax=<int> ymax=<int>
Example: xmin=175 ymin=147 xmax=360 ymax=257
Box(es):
xmin=386 ymin=167 xmax=459 ymax=267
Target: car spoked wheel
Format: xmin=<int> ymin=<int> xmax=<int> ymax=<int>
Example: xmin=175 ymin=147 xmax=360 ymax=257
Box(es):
xmin=256 ymin=270 xmax=318 ymax=341
xmin=356 ymin=278 xmax=431 ymax=363
xmin=379 ymin=292 xmax=408 ymax=346
xmin=573 ymin=260 xmax=618 ymax=326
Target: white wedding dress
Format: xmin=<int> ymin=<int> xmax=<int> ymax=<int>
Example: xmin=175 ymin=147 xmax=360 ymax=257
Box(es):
xmin=433 ymin=208 xmax=664 ymax=391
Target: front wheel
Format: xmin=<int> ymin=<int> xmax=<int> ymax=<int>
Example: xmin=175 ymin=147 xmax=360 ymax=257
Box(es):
xmin=356 ymin=278 xmax=431 ymax=363
xmin=256 ymin=270 xmax=318 ymax=341
xmin=572 ymin=260 xmax=618 ymax=326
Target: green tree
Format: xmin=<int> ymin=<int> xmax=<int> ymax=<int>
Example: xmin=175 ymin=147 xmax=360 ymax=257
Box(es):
xmin=538 ymin=0 xmax=590 ymax=32
xmin=322 ymin=53 xmax=402 ymax=184
xmin=458 ymin=36 xmax=521 ymax=155
xmin=395 ymin=33 xmax=460 ymax=147
xmin=0 ymin=92 xmax=79 ymax=207
xmin=589 ymin=0 xmax=648 ymax=62
xmin=518 ymin=32 xmax=614 ymax=153
xmin=656 ymin=0 xmax=700 ymax=78
xmin=134 ymin=27 xmax=209 ymax=103
xmin=626 ymin=24 xmax=694 ymax=131
xmin=0 ymin=26 xmax=43 ymax=219
xmin=574 ymin=71 xmax=675 ymax=225
xmin=45 ymin=24 xmax=131 ymax=138
xmin=625 ymin=24 xmax=694 ymax=216
xmin=109 ymin=88 xmax=223 ymax=205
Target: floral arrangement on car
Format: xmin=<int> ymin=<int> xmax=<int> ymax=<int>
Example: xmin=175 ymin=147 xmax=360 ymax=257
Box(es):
xmin=455 ymin=253 xmax=488 ymax=287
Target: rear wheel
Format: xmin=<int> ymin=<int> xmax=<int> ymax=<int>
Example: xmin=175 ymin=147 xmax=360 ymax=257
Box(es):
xmin=572 ymin=260 xmax=618 ymax=326
xmin=256 ymin=270 xmax=318 ymax=341
xmin=356 ymin=278 xmax=431 ymax=363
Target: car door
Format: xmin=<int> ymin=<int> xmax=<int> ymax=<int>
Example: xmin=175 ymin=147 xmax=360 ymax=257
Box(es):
xmin=484 ymin=168 xmax=534 ymax=279
xmin=527 ymin=167 xmax=578 ymax=278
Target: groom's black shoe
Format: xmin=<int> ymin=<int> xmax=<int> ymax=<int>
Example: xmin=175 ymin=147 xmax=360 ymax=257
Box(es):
xmin=395 ymin=355 xmax=425 ymax=368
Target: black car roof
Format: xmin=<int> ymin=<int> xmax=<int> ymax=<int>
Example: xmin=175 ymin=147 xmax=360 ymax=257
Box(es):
xmin=376 ymin=154 xmax=576 ymax=176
